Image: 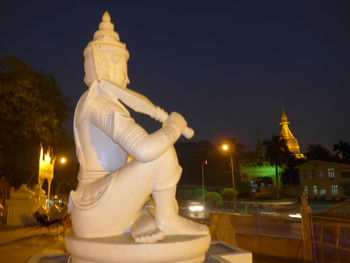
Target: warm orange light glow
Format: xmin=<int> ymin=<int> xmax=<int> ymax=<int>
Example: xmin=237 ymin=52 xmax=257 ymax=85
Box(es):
xmin=60 ymin=157 xmax=67 ymax=164
xmin=222 ymin=144 xmax=229 ymax=151
xmin=39 ymin=147 xmax=55 ymax=179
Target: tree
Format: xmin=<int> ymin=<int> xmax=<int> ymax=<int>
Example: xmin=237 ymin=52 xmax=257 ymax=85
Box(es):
xmin=305 ymin=144 xmax=333 ymax=161
xmin=263 ymin=135 xmax=292 ymax=199
xmin=0 ymin=56 xmax=70 ymax=187
xmin=333 ymin=140 xmax=350 ymax=161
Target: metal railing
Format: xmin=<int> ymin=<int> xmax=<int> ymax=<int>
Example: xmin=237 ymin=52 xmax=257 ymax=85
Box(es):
xmin=310 ymin=201 xmax=350 ymax=263
xmin=229 ymin=204 xmax=302 ymax=239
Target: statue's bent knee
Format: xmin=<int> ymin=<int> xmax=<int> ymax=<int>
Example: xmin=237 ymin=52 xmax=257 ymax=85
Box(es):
xmin=151 ymin=147 xmax=182 ymax=192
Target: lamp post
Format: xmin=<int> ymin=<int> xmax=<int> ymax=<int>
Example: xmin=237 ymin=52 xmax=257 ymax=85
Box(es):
xmin=221 ymin=143 xmax=237 ymax=212
xmin=201 ymin=160 xmax=207 ymax=220
xmin=56 ymin=155 xmax=68 ymax=204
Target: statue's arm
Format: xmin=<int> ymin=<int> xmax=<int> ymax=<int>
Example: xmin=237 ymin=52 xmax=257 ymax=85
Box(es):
xmin=90 ymin=98 xmax=186 ymax=163
xmin=119 ymin=112 xmax=186 ymax=162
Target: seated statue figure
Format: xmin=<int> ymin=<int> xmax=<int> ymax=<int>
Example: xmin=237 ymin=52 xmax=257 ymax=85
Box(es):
xmin=69 ymin=11 xmax=208 ymax=243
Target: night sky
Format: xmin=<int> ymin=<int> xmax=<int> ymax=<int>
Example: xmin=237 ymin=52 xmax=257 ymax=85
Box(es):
xmin=1 ymin=0 xmax=350 ymax=151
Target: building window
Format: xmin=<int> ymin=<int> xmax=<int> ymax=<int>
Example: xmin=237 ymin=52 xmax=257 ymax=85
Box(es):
xmin=331 ymin=185 xmax=339 ymax=195
xmin=319 ymin=169 xmax=324 ymax=178
xmin=320 ymin=189 xmax=326 ymax=196
xmin=328 ymin=168 xmax=335 ymax=178
xmin=303 ymin=186 xmax=308 ymax=194
xmin=313 ymin=185 xmax=318 ymax=195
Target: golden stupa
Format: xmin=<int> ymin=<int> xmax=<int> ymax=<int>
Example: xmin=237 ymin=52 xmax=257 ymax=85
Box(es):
xmin=280 ymin=109 xmax=305 ymax=159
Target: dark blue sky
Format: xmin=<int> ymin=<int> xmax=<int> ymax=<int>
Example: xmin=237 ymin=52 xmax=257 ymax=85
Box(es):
xmin=1 ymin=0 xmax=350 ymax=151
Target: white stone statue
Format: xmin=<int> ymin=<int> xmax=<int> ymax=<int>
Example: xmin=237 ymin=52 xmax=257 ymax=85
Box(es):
xmin=67 ymin=12 xmax=209 ymax=256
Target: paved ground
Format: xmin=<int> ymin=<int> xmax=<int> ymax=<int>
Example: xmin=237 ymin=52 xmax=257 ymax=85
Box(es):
xmin=0 ymin=225 xmax=65 ymax=263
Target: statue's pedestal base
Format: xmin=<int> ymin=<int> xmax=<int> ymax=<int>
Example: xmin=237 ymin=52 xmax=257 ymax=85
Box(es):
xmin=65 ymin=230 xmax=211 ymax=263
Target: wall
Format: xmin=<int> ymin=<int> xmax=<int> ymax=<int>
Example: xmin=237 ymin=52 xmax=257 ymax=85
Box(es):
xmin=298 ymin=160 xmax=350 ymax=199
xmin=210 ymin=212 xmax=304 ymax=261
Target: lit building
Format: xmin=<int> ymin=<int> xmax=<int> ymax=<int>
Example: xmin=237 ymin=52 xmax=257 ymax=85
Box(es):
xmin=240 ymin=109 xmax=305 ymax=196
xmin=38 ymin=147 xmax=55 ymax=205
xmin=279 ymin=109 xmax=305 ymax=159
xmin=296 ymin=160 xmax=350 ymax=199
xmin=240 ymin=130 xmax=284 ymax=196
xmin=241 ymin=165 xmax=283 ymax=187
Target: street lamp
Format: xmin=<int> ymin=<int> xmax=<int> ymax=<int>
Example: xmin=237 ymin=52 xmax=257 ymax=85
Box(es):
xmin=221 ymin=143 xmax=237 ymax=211
xmin=222 ymin=144 xmax=229 ymax=151
xmin=201 ymin=160 xmax=208 ymax=220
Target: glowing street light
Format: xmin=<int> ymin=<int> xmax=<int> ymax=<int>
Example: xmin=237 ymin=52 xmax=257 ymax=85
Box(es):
xmin=60 ymin=157 xmax=67 ymax=164
xmin=222 ymin=144 xmax=229 ymax=151
xmin=221 ymin=142 xmax=237 ymax=211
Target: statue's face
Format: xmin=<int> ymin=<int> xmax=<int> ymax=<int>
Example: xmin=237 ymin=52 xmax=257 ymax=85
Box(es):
xmin=108 ymin=53 xmax=130 ymax=88
xmin=84 ymin=46 xmax=130 ymax=88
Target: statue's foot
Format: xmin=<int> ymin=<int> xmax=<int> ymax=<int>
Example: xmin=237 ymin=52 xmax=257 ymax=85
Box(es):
xmin=156 ymin=214 xmax=209 ymax=236
xmin=133 ymin=228 xmax=165 ymax=243
xmin=131 ymin=210 xmax=165 ymax=243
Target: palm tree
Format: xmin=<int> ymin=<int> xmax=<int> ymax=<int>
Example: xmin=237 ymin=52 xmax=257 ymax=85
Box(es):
xmin=333 ymin=140 xmax=350 ymax=161
xmin=263 ymin=135 xmax=291 ymax=199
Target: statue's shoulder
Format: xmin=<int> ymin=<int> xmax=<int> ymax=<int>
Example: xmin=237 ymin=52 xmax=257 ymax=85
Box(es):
xmin=90 ymin=85 xmax=131 ymax=120
xmin=74 ymin=91 xmax=89 ymax=123
xmin=75 ymin=83 xmax=131 ymax=129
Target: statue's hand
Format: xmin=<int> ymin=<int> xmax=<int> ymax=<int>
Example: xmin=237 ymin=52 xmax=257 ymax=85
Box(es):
xmin=163 ymin=112 xmax=187 ymax=139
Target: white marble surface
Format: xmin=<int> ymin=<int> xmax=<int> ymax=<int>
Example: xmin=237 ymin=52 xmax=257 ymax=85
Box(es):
xmin=28 ymin=241 xmax=253 ymax=263
xmin=65 ymin=230 xmax=211 ymax=263
xmin=65 ymin=10 xmax=210 ymax=263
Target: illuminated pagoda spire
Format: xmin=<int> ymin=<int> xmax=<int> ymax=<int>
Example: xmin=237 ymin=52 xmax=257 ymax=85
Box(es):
xmin=279 ymin=107 xmax=305 ymax=159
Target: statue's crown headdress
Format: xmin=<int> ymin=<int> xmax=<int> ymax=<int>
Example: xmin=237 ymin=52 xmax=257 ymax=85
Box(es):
xmin=84 ymin=12 xmax=130 ymax=85
xmin=85 ymin=11 xmax=129 ymax=59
